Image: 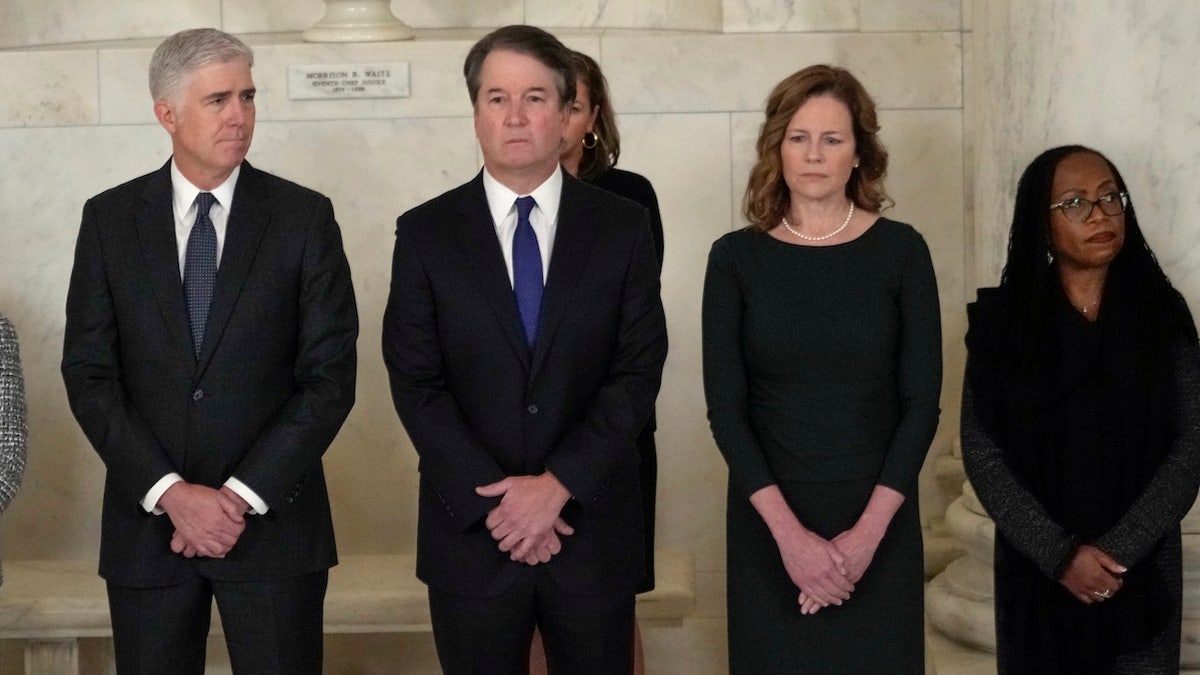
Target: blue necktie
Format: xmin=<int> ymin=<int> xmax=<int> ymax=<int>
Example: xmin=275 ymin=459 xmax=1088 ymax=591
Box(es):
xmin=512 ymin=196 xmax=542 ymax=349
xmin=184 ymin=192 xmax=217 ymax=358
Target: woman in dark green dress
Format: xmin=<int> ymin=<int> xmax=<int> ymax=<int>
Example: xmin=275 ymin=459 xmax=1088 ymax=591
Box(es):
xmin=702 ymin=64 xmax=941 ymax=673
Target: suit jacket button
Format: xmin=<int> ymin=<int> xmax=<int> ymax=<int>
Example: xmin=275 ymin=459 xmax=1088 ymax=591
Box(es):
xmin=526 ymin=404 xmax=538 ymax=414
xmin=192 ymin=389 xmax=204 ymax=401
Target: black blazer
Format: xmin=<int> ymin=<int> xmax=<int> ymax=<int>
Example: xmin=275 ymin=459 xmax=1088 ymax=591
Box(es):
xmin=62 ymin=160 xmax=358 ymax=587
xmin=383 ymin=171 xmax=667 ymax=597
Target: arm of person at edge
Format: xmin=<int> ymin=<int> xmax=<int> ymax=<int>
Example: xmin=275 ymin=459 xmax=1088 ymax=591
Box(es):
xmin=701 ymin=237 xmax=853 ymax=612
xmin=62 ymin=200 xmax=246 ymax=559
xmin=0 ymin=317 xmax=27 ymax=516
xmin=803 ymin=227 xmax=944 ymax=614
xmin=961 ymin=379 xmax=1123 ymax=605
xmin=477 ymin=212 xmax=667 ymax=565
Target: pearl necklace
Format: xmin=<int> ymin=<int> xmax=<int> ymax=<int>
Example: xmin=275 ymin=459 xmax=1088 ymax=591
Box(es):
xmin=782 ymin=202 xmax=855 ymax=241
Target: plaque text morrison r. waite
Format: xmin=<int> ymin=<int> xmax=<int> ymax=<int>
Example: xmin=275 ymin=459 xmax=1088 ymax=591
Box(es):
xmin=288 ymin=63 xmax=410 ymax=100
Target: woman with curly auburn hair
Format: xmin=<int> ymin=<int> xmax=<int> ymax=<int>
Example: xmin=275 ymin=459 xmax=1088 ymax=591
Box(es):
xmin=703 ymin=64 xmax=940 ymax=673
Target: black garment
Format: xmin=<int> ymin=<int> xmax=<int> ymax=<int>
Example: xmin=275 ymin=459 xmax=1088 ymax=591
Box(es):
xmin=963 ymin=285 xmax=1200 ymax=673
xmin=429 ymin=567 xmax=635 ymax=675
xmin=586 ymin=167 xmax=664 ymax=592
xmin=703 ymin=220 xmax=941 ymax=673
xmin=108 ymin=570 xmax=328 ymax=675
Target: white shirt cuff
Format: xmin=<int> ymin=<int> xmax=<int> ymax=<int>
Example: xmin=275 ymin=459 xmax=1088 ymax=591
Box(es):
xmin=142 ymin=473 xmax=183 ymax=515
xmin=224 ymin=477 xmax=269 ymax=515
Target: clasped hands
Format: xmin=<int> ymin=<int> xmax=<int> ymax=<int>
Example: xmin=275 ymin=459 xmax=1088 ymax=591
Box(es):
xmin=476 ymin=472 xmax=574 ymax=566
xmin=1059 ymin=543 xmax=1126 ymax=605
xmin=159 ymin=482 xmax=250 ymax=558
xmin=780 ymin=525 xmax=882 ymax=616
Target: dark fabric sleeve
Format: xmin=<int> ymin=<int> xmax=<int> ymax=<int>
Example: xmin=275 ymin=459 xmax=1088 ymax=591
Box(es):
xmin=541 ymin=210 xmax=667 ymax=505
xmin=961 ymin=376 xmax=1079 ymax=579
xmin=382 ymin=215 xmax=508 ymax=531
xmin=702 ymin=236 xmax=777 ymax=499
xmin=61 ymin=198 xmax=181 ymax=505
xmin=1094 ymin=340 xmax=1200 ymax=566
xmin=229 ymin=196 xmax=359 ymax=512
xmin=877 ymin=228 xmax=943 ymax=496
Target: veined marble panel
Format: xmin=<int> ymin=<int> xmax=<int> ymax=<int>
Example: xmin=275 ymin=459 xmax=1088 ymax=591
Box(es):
xmin=527 ymin=0 xmax=721 ymax=31
xmin=860 ymin=0 xmax=961 ymax=32
xmin=0 ymin=0 xmax=218 ymax=49
xmin=602 ymin=32 xmax=962 ymax=114
xmin=972 ymin=1 xmax=1200 ymax=304
xmin=222 ymin=0 xmax=523 ymax=34
xmin=615 ymin=111 xmax=732 ymax=574
xmin=0 ymin=51 xmax=98 ymax=127
xmin=722 ymin=0 xmax=858 ymax=33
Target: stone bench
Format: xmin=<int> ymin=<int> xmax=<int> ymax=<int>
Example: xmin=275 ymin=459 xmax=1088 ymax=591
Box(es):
xmin=0 ymin=550 xmax=695 ymax=674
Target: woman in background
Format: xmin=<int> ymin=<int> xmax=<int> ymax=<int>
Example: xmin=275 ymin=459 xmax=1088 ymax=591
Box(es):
xmin=962 ymin=145 xmax=1200 ymax=672
xmin=702 ymin=64 xmax=941 ymax=673
xmin=529 ymin=50 xmax=665 ymax=674
xmin=0 ymin=312 xmax=28 ymax=586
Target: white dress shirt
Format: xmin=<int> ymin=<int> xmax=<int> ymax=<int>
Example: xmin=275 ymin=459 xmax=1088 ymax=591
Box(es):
xmin=482 ymin=166 xmax=562 ymax=285
xmin=140 ymin=161 xmax=269 ymax=517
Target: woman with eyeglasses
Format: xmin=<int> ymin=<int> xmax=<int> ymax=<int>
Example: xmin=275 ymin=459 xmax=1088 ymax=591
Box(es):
xmin=962 ymin=145 xmax=1200 ymax=672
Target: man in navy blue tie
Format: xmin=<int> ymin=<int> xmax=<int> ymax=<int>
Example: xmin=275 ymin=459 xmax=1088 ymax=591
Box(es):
xmin=382 ymin=24 xmax=667 ymax=675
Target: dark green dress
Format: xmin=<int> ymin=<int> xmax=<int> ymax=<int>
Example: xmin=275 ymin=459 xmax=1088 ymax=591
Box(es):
xmin=702 ymin=219 xmax=942 ymax=674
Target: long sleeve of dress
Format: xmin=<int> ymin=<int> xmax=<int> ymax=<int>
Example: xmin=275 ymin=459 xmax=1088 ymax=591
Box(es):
xmin=961 ymin=375 xmax=1078 ymax=579
xmin=876 ymin=228 xmax=943 ymax=496
xmin=1094 ymin=340 xmax=1200 ymax=567
xmin=702 ymin=237 xmax=777 ymax=499
xmin=0 ymin=315 xmax=26 ymax=516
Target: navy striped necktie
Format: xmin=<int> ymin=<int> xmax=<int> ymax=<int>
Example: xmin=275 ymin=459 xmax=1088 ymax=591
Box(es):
xmin=512 ymin=196 xmax=542 ymax=349
xmin=184 ymin=192 xmax=217 ymax=358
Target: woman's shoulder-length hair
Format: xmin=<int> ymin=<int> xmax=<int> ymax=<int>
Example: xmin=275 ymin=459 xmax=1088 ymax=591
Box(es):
xmin=741 ymin=64 xmax=891 ymax=233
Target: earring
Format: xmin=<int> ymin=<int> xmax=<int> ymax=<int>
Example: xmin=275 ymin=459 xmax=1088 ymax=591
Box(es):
xmin=582 ymin=131 xmax=599 ymax=150
xmin=1046 ymin=249 xmax=1055 ymax=265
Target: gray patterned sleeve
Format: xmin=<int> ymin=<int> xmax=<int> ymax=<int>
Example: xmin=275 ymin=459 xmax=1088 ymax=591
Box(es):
xmin=1094 ymin=340 xmax=1200 ymax=567
xmin=0 ymin=314 xmax=27 ymax=515
xmin=960 ymin=377 xmax=1077 ymax=579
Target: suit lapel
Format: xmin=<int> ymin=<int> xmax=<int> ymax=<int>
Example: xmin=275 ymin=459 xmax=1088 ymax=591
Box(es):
xmin=135 ymin=162 xmax=196 ymax=369
xmin=452 ymin=174 xmax=532 ymax=371
xmin=196 ymin=162 xmax=270 ymax=370
xmin=530 ymin=176 xmax=596 ymax=380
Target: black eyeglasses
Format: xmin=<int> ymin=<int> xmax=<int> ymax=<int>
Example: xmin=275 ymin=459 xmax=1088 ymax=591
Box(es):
xmin=1048 ymin=191 xmax=1129 ymax=223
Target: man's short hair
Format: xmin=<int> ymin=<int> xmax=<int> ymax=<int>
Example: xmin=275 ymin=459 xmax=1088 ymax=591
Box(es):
xmin=149 ymin=28 xmax=254 ymax=104
xmin=462 ymin=25 xmax=575 ymax=108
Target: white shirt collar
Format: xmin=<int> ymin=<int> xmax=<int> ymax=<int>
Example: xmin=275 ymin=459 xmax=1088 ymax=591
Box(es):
xmin=481 ymin=165 xmax=563 ymax=227
xmin=170 ymin=161 xmax=240 ymax=219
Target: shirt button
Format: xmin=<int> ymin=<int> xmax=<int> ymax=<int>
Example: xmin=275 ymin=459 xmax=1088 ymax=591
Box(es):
xmin=526 ymin=404 xmax=539 ymax=415
xmin=192 ymin=390 xmax=204 ymax=401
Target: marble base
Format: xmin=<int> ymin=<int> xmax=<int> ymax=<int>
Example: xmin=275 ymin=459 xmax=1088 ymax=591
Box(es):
xmin=302 ymin=0 xmax=415 ymax=43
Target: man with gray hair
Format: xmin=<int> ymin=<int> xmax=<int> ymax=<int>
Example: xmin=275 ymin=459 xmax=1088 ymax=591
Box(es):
xmin=62 ymin=27 xmax=357 ymax=674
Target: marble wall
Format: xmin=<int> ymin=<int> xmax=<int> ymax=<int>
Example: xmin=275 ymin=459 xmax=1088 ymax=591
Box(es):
xmin=0 ymin=1 xmax=967 ymax=672
xmin=970 ymin=1 xmax=1200 ymax=295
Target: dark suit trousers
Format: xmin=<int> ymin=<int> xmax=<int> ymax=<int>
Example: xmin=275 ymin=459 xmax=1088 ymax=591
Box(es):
xmin=107 ymin=569 xmax=328 ymax=675
xmin=428 ymin=566 xmax=635 ymax=675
